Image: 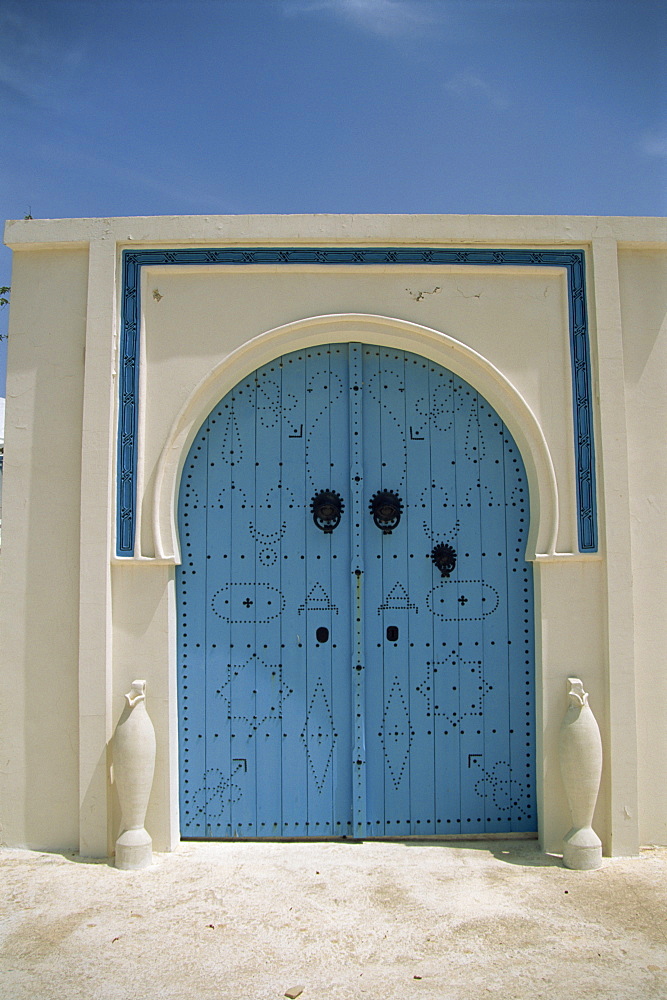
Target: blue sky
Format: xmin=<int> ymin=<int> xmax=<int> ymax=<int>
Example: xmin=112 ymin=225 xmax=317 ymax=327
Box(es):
xmin=1 ymin=0 xmax=665 ymax=393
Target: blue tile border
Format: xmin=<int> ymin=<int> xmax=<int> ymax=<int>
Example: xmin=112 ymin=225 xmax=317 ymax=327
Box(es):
xmin=117 ymin=247 xmax=597 ymax=555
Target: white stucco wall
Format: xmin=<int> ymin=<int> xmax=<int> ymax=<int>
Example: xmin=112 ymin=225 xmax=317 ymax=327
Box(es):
xmin=0 ymin=396 xmax=5 ymax=542
xmin=617 ymin=248 xmax=667 ymax=846
xmin=1 ymin=214 xmax=664 ymax=858
xmin=0 ymin=247 xmax=88 ymax=850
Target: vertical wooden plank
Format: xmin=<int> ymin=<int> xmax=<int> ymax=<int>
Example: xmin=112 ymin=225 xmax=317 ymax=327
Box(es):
xmin=329 ymin=344 xmax=354 ymax=837
xmin=406 ymin=354 xmax=439 ymax=836
xmin=376 ymin=347 xmax=412 ymax=835
xmin=279 ymin=348 xmax=309 ymax=836
xmin=203 ymin=397 xmax=234 ymax=836
xmin=422 ymin=359 xmax=459 ymax=834
xmin=227 ymin=371 xmax=258 ymax=836
xmin=504 ymin=435 xmax=536 ymax=831
xmin=347 ymin=344 xmax=366 ymax=838
xmin=177 ymin=421 xmax=210 ymax=836
xmin=314 ymin=346 xmax=334 ymax=836
xmin=427 ymin=365 xmax=459 ymax=833
xmin=303 ymin=347 xmax=337 ymax=835
xmin=361 ymin=346 xmax=384 ymax=834
xmin=430 ymin=370 xmax=463 ymax=833
xmin=452 ymin=382 xmax=484 ymax=834
xmin=477 ymin=397 xmax=512 ymax=833
xmin=253 ymin=358 xmax=287 ymax=837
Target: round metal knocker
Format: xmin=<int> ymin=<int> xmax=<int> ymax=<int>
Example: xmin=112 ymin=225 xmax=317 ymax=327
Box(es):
xmin=369 ymin=490 xmax=403 ymax=534
xmin=431 ymin=542 xmax=457 ymax=578
xmin=310 ymin=490 xmax=344 ymax=533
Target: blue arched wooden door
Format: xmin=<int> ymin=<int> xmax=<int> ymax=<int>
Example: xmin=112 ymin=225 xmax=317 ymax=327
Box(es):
xmin=177 ymin=344 xmax=535 ymax=838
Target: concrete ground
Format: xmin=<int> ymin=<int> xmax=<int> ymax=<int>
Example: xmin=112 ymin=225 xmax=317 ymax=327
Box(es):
xmin=0 ymin=839 xmax=666 ymax=1000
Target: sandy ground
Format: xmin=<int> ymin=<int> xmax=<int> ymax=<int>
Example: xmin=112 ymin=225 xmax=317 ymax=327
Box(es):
xmin=0 ymin=839 xmax=666 ymax=1000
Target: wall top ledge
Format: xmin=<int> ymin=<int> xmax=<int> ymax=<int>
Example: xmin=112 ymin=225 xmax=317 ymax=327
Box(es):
xmin=109 ymin=552 xmax=604 ymax=567
xmin=533 ymin=552 xmax=604 ymax=564
xmin=4 ymin=213 xmax=666 ymax=251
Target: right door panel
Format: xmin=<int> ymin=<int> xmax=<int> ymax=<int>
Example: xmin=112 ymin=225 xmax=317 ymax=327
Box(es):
xmin=361 ymin=346 xmax=535 ymax=836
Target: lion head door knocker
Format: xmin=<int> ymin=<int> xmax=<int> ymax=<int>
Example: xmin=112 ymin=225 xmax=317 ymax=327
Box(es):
xmin=310 ymin=490 xmax=344 ymax=533
xmin=431 ymin=542 xmax=457 ymax=578
xmin=369 ymin=490 xmax=403 ymax=534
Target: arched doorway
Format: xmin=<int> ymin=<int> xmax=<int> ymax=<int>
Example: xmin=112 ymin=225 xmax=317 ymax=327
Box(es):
xmin=177 ymin=344 xmax=535 ymax=838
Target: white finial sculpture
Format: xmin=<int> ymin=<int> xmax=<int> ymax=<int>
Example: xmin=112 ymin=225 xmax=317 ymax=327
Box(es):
xmin=113 ymin=680 xmax=156 ymax=870
xmin=558 ymin=677 xmax=603 ymax=870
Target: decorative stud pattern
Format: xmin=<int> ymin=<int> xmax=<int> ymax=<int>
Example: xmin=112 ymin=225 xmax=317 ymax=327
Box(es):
xmin=211 ymin=583 xmax=285 ymax=624
xmin=381 ymin=678 xmax=412 ymax=790
xmin=177 ymin=343 xmax=536 ymax=839
xmin=215 ymin=655 xmax=289 ymax=722
xmin=189 ymin=768 xmax=244 ymax=823
xmin=426 ymin=581 xmax=500 ymax=620
xmin=305 ymin=370 xmax=344 ymax=493
xmin=366 ymin=369 xmax=408 ymax=490
xmin=378 ymin=582 xmax=418 ymax=614
xmin=255 ymin=379 xmax=298 ymax=428
xmin=298 ymin=583 xmax=339 ymax=616
xmin=300 ymin=680 xmax=337 ymax=792
xmin=221 ymin=411 xmax=243 ymax=463
xmin=416 ymin=657 xmax=491 ymax=727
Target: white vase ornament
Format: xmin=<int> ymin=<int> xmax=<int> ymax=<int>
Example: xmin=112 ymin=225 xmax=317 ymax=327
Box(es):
xmin=558 ymin=677 xmax=603 ymax=870
xmin=113 ymin=680 xmax=156 ymax=870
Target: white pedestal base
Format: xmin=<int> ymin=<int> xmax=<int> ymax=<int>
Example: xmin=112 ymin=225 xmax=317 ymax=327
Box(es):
xmin=115 ymin=827 xmax=153 ymax=870
xmin=562 ymin=826 xmax=602 ymax=870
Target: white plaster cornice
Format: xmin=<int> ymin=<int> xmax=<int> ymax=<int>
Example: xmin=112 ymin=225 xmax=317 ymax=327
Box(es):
xmin=4 ymin=214 xmax=666 ymax=252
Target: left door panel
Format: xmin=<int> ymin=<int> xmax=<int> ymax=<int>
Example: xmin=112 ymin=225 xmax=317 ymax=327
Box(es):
xmin=177 ymin=347 xmax=354 ymax=837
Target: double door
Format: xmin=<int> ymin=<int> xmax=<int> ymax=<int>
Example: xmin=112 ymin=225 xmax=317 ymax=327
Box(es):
xmin=177 ymin=344 xmax=535 ymax=837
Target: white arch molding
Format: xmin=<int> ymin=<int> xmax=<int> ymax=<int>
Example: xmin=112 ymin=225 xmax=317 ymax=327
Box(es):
xmin=151 ymin=313 xmax=559 ymax=564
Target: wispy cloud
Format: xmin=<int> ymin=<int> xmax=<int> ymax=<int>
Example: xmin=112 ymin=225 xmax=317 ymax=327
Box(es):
xmin=445 ymin=70 xmax=510 ymax=111
xmin=282 ymin=0 xmax=442 ymax=40
xmin=640 ymin=130 xmax=667 ymax=160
